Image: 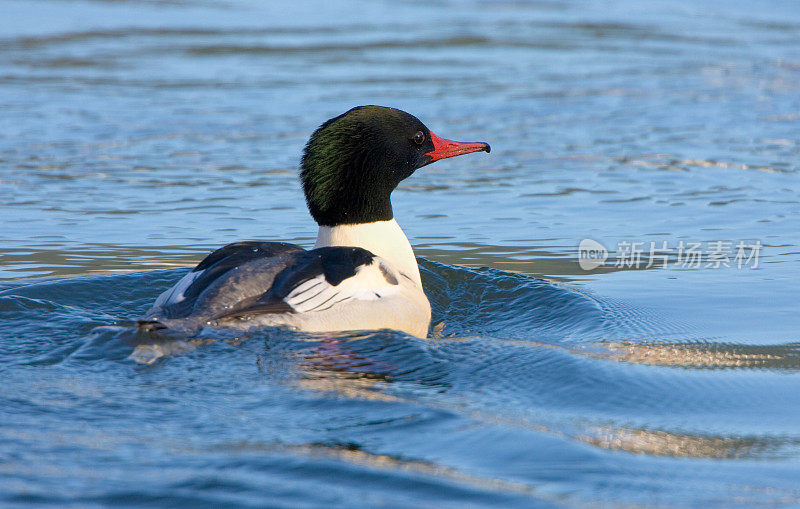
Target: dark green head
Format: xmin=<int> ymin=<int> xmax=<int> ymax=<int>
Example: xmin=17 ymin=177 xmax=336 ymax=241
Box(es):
xmin=300 ymin=105 xmax=490 ymax=226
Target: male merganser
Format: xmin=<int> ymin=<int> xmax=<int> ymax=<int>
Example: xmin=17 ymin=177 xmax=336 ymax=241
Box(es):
xmin=140 ymin=106 xmax=490 ymax=337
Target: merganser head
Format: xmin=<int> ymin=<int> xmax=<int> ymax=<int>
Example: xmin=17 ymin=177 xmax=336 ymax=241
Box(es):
xmin=301 ymin=105 xmax=490 ymax=226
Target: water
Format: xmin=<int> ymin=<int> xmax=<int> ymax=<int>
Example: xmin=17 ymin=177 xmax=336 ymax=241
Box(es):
xmin=2 ymin=0 xmax=799 ymax=506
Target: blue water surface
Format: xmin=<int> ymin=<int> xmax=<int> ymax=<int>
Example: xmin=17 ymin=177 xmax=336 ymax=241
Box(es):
xmin=1 ymin=0 xmax=799 ymax=507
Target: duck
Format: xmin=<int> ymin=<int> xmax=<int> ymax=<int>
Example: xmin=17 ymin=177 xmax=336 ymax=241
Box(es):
xmin=140 ymin=106 xmax=490 ymax=338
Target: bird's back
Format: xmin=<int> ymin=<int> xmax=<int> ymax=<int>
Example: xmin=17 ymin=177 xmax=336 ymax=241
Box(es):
xmin=140 ymin=240 xmax=430 ymax=337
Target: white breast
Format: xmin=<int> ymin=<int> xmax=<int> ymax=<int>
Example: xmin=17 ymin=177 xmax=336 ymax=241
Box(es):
xmin=295 ymin=219 xmax=431 ymax=337
xmin=314 ymin=219 xmax=423 ymax=287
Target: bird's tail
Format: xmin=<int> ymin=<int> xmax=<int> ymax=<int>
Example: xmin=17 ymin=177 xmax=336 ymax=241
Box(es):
xmin=136 ymin=320 xmax=168 ymax=332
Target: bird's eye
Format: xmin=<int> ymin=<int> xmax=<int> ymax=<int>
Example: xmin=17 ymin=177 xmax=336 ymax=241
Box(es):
xmin=413 ymin=131 xmax=425 ymax=145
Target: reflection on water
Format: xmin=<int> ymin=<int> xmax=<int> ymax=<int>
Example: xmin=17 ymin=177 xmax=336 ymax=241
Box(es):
xmin=293 ymin=337 xmax=402 ymax=403
xmin=578 ymin=425 xmax=793 ymax=459
xmin=601 ymin=340 xmax=800 ymax=370
xmin=2 ymin=0 xmax=800 ymax=506
xmin=0 ymin=245 xmax=209 ymax=280
xmin=214 ymin=441 xmax=535 ymax=496
xmin=262 ymin=330 xmax=800 ymax=461
xmin=3 ymin=261 xmax=800 ymax=506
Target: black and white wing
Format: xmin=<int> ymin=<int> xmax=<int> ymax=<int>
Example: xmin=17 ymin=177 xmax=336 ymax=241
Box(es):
xmin=217 ymin=246 xmax=401 ymax=319
xmin=149 ymin=241 xmax=304 ymax=319
xmin=145 ymin=242 xmax=402 ymax=330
